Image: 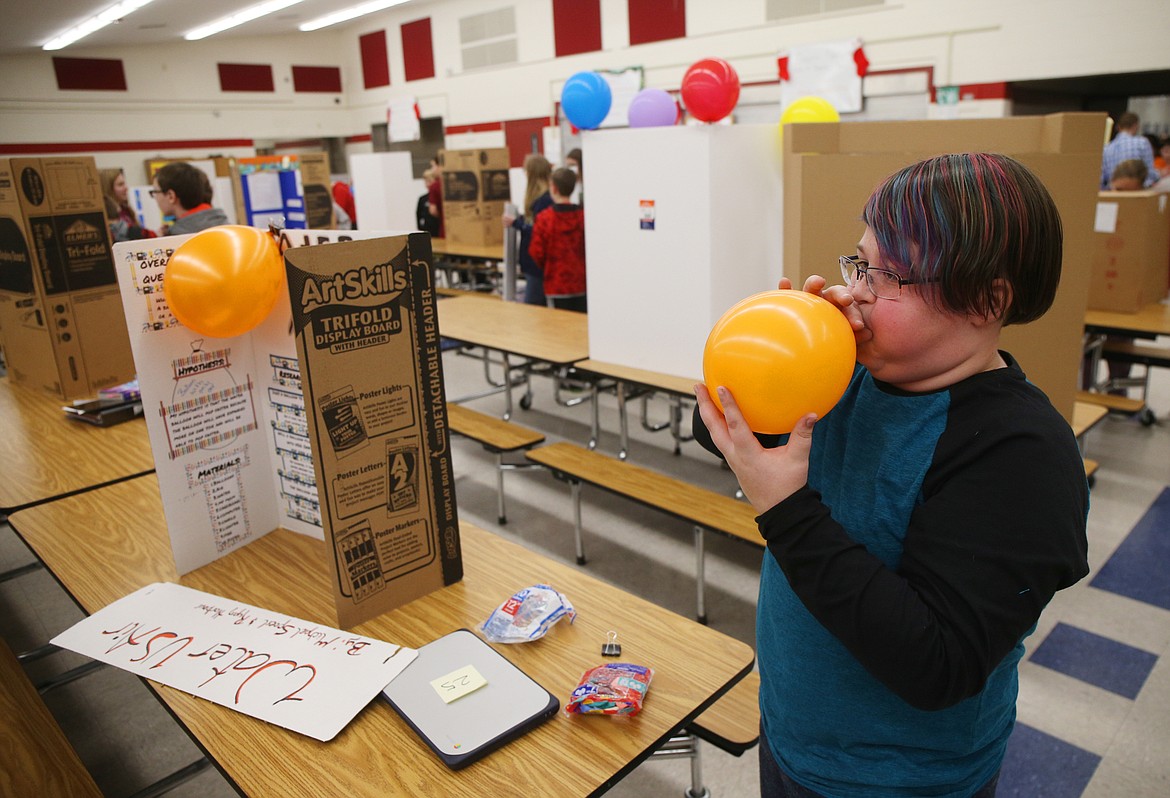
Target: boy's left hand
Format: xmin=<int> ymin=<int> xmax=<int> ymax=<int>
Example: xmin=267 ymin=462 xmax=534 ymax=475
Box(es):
xmin=694 ymin=383 xmax=816 ymax=514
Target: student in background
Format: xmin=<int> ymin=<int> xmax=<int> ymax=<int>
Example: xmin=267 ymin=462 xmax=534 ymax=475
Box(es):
xmin=332 ymin=180 xmax=357 ymax=229
xmin=1154 ymin=136 xmax=1170 ymax=179
xmin=502 ymin=153 xmax=553 ymax=305
xmin=100 ymin=167 xmax=151 ymax=242
xmin=417 ymin=168 xmax=441 ymax=238
xmin=565 ymin=147 xmax=583 ymax=206
xmin=1109 ymin=158 xmax=1149 ymax=191
xmin=529 ymin=167 xmax=586 ymax=312
xmin=152 ymin=162 xmax=228 ymax=236
xmin=427 ymin=153 xmax=445 ymax=238
xmin=693 ymin=153 xmax=1088 ymax=798
xmin=1100 ymin=112 xmax=1155 ymax=189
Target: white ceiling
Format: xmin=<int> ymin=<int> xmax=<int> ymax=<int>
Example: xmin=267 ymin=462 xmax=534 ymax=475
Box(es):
xmin=0 ymin=0 xmax=432 ymax=56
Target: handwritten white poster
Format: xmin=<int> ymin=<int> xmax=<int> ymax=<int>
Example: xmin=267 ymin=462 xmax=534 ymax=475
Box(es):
xmin=52 ymin=582 xmax=417 ymax=741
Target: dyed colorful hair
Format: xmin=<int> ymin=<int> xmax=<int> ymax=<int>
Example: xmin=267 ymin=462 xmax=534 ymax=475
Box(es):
xmin=862 ymin=153 xmax=1063 ymax=326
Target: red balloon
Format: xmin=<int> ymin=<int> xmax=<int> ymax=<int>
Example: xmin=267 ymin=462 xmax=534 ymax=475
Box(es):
xmin=681 ymin=58 xmax=741 ymax=123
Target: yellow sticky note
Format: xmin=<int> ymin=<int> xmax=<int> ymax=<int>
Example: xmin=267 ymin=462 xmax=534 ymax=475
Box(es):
xmin=430 ymin=664 xmax=487 ymax=704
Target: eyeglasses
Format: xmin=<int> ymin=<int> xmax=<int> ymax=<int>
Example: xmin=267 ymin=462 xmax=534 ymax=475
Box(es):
xmin=149 ymin=188 xmax=164 ymax=196
xmin=839 ymin=255 xmax=933 ymax=300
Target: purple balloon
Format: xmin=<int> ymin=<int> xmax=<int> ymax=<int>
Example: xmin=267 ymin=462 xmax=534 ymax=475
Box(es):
xmin=628 ymin=88 xmax=678 ymax=128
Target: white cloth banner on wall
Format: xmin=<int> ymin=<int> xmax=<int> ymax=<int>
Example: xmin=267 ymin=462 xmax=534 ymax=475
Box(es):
xmin=387 ymin=96 xmax=421 ymax=142
xmin=778 ymin=38 xmax=868 ymax=114
xmin=599 ymin=67 xmax=644 ymax=129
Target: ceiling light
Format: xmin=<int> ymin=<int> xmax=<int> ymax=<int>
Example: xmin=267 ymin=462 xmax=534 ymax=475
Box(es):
xmin=43 ymin=0 xmax=157 ymax=51
xmin=299 ymin=0 xmax=411 ymax=33
xmin=184 ymin=0 xmax=307 ymax=41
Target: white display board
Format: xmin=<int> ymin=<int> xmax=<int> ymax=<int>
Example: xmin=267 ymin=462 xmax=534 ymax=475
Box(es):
xmin=583 ymin=124 xmax=784 ymax=379
xmin=349 ymin=151 xmax=419 ymax=232
xmin=113 ymin=228 xmax=388 ymax=575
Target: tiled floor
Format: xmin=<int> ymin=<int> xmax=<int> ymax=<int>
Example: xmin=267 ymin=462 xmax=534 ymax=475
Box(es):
xmin=2 ymin=334 xmax=1170 ymax=797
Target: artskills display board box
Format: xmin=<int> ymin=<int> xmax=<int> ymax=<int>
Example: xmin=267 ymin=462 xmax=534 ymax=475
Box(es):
xmin=285 ymin=233 xmax=461 ymax=628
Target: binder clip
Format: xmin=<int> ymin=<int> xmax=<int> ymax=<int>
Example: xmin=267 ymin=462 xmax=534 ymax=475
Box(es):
xmin=601 ymin=630 xmax=621 ymax=657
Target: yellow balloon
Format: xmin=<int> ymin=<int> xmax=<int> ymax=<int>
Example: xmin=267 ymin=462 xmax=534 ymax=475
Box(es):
xmin=164 ymin=225 xmax=285 ymax=339
xmin=702 ymin=290 xmax=856 ymax=434
xmin=780 ymin=96 xmax=841 ymax=126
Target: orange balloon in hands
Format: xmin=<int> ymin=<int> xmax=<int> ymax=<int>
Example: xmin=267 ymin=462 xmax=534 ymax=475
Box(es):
xmin=702 ymin=290 xmax=856 ymax=434
xmin=164 ymin=225 xmax=285 ymax=339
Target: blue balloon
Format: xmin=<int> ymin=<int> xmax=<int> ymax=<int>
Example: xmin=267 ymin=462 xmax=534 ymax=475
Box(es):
xmin=561 ymin=71 xmax=612 ymax=130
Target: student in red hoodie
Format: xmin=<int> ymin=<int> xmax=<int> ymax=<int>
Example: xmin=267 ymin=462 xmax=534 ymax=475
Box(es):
xmin=529 ymin=167 xmax=586 ymax=312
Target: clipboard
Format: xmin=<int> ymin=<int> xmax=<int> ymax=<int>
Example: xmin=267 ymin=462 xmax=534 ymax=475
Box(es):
xmin=381 ymin=628 xmax=559 ymax=769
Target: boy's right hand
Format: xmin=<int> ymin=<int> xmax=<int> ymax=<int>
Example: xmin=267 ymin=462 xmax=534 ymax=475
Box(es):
xmin=778 ymin=275 xmax=869 ymax=342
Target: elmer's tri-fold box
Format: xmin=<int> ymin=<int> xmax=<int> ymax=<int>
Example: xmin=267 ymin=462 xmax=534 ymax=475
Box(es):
xmin=0 ymin=157 xmax=135 ymax=398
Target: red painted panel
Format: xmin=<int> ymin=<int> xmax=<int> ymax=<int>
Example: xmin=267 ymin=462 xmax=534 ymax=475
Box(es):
xmin=553 ymin=0 xmax=601 ymax=57
xmin=52 ymin=57 xmax=126 ymax=91
xmin=628 ymin=0 xmax=685 ymax=46
xmin=503 ymin=117 xmax=551 ymax=168
xmin=361 ymin=30 xmax=391 ymax=89
xmin=0 ymin=139 xmax=254 ymax=155
xmin=401 ymin=18 xmax=435 ymax=82
xmin=292 ymin=65 xmax=342 ymax=93
xmin=958 ymin=82 xmax=1010 ymax=101
xmin=445 ymin=122 xmax=504 ymax=134
xmin=218 ymin=63 xmax=275 ymax=92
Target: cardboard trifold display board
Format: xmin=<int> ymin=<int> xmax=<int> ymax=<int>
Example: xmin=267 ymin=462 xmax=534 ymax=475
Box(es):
xmin=1089 ymin=191 xmax=1170 ymax=313
xmin=0 ymin=156 xmax=136 ymax=398
xmin=783 ymin=112 xmax=1105 ymax=423
xmin=286 ymin=234 xmax=461 ymax=628
xmin=440 ymin=148 xmax=510 ymax=247
xmin=114 ymin=228 xmax=459 ymax=629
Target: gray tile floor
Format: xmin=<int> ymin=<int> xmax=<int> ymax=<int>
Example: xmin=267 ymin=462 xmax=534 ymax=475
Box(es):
xmin=3 ymin=333 xmax=1169 ymax=797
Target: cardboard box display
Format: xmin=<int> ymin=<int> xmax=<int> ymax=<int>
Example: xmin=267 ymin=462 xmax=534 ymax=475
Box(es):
xmin=783 ymin=113 xmax=1106 ymax=423
xmin=285 ymin=233 xmax=461 ymax=627
xmin=440 ymin=148 xmax=510 ymax=247
xmin=1089 ymin=191 xmax=1170 ymax=312
xmin=0 ymin=156 xmax=136 ymax=398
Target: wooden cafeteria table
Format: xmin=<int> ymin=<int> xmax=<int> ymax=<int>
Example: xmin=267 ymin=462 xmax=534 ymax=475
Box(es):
xmin=437 ymin=295 xmax=590 ymax=418
xmin=8 ymin=475 xmax=754 ymax=797
xmin=430 ymin=238 xmax=504 ymax=261
xmin=574 ymin=360 xmax=698 ymax=460
xmin=1084 ymin=301 xmax=1170 ymax=338
xmin=0 ymin=376 xmax=155 ymax=514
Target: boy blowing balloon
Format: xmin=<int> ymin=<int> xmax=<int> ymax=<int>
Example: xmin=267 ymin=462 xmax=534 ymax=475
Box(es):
xmin=693 ymin=153 xmax=1089 ymax=798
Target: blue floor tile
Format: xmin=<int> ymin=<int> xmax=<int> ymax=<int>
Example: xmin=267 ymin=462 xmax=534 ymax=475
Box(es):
xmin=998 ymin=723 xmax=1100 ymax=798
xmin=1029 ymin=622 xmax=1158 ymax=699
xmin=1090 ymin=487 xmax=1170 ymax=611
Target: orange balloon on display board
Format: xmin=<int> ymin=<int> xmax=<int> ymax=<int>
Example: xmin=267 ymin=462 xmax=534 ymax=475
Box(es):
xmin=164 ymin=225 xmax=285 ymax=339
xmin=702 ymin=290 xmax=856 ymax=434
